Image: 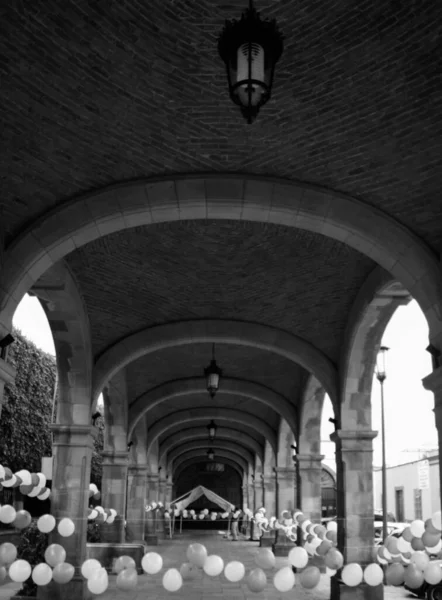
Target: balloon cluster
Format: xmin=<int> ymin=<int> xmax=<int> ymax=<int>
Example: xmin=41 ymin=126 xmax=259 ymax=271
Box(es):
xmin=0 ymin=466 xmax=50 ymax=500
xmin=89 ymin=483 xmax=101 ymax=501
xmin=376 ymin=511 xmax=442 ymax=589
xmin=0 ymin=539 xmax=74 ymax=587
xmin=87 ymin=506 xmax=118 ymax=524
xmin=145 ymin=501 xmax=164 ymax=512
xmin=164 ymin=508 xmax=230 ymax=521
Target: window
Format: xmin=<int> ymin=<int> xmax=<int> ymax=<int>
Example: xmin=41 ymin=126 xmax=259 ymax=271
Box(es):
xmin=395 ymin=488 xmax=404 ymax=522
xmin=414 ymin=489 xmax=422 ymax=520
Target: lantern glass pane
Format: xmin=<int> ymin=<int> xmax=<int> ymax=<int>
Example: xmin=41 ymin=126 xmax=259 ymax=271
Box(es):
xmin=237 ymin=43 xmax=265 ymax=82
xmin=207 ymin=373 xmax=220 ymax=390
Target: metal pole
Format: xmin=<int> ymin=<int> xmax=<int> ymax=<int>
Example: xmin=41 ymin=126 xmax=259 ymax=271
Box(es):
xmin=380 ymin=379 xmax=388 ymax=542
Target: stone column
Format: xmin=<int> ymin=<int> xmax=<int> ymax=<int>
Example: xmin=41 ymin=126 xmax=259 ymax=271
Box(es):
xmin=247 ymin=481 xmax=255 ymax=512
xmin=331 ymin=429 xmax=382 ymax=600
xmin=275 ymin=467 xmax=296 ymax=512
xmin=99 ymin=450 xmax=128 ymax=543
xmin=0 ymin=358 xmax=15 ymax=418
xmin=126 ymin=465 xmax=148 ymax=543
xmin=145 ymin=473 xmax=159 ymax=545
xmin=297 ymin=454 xmax=324 ymax=522
xmin=38 ymin=425 xmax=95 ymax=600
xmin=242 ymin=484 xmax=248 ymax=510
xmin=272 ymin=467 xmax=297 ymax=556
xmin=165 ymin=480 xmax=173 ymax=506
xmin=158 ymin=477 xmax=166 ymax=505
xmin=262 ymin=473 xmax=276 ymax=517
xmin=423 ymin=366 xmax=442 ymax=516
xmin=253 ymin=480 xmax=260 ymax=510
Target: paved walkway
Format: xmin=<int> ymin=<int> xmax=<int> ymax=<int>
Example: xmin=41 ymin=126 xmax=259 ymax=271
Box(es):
xmin=0 ymin=531 xmax=417 ymax=599
xmin=97 ymin=531 xmax=415 ymax=600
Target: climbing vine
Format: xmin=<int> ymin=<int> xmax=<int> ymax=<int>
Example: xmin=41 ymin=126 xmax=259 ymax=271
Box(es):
xmin=0 ymin=330 xmax=55 ymax=473
xmin=0 ymin=328 xmax=103 ymax=484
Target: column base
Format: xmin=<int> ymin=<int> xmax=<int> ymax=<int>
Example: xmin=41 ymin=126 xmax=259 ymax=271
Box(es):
xmin=145 ymin=534 xmax=159 ymax=545
xmin=259 ymin=531 xmax=275 ymax=547
xmin=37 ymin=575 xmax=87 ymax=600
xmin=272 ymin=530 xmax=296 ymax=557
xmin=331 ymin=578 xmax=383 ymax=600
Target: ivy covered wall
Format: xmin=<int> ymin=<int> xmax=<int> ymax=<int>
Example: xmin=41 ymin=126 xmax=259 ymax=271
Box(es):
xmin=0 ymin=330 xmax=55 ymax=473
xmin=0 ymin=328 xmax=103 ymax=486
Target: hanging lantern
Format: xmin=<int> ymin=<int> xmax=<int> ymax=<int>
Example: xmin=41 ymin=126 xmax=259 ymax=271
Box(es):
xmin=207 ymin=449 xmax=215 ymax=461
xmin=218 ymin=0 xmax=284 ymax=123
xmin=207 ymin=420 xmax=218 ymax=441
xmin=204 ymin=344 xmax=222 ymax=398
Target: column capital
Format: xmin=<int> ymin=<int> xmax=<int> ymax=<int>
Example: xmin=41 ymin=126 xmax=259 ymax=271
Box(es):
xmin=128 ymin=464 xmax=149 ymax=475
xmin=423 ymin=366 xmax=442 ymax=395
xmin=331 ymin=429 xmax=377 ymax=451
xmin=274 ymin=467 xmax=296 ymax=479
xmin=147 ymin=473 xmax=160 ymax=483
xmin=101 ymin=450 xmax=129 ymax=467
xmin=0 ymin=358 xmax=15 ymax=386
xmin=49 ymin=424 xmax=97 ymax=448
xmin=296 ymin=454 xmax=325 ymax=469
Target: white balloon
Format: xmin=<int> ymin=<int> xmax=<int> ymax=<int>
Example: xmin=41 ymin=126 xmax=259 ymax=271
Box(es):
xmin=36 ymin=473 xmax=47 ymax=488
xmin=342 ymin=563 xmax=363 ymax=587
xmin=397 ymin=536 xmax=412 ymax=553
xmin=288 ymin=546 xmax=309 ymax=569
xmin=224 ymin=561 xmax=245 ymax=582
xmin=9 ymin=560 xmax=32 ymax=583
xmin=15 ymin=470 xmax=32 ymax=486
xmin=273 ymin=566 xmax=296 ymax=592
xmin=28 ymin=486 xmax=43 ymax=498
xmin=87 ymin=567 xmax=108 ymax=595
xmin=432 ymin=511 xmax=442 ymax=531
xmin=142 ymin=552 xmax=163 ymax=575
xmin=327 ymin=520 xmax=338 ymax=532
xmin=426 ymin=540 xmax=442 ymax=554
xmin=58 ymin=518 xmax=75 ymax=537
xmin=410 ymin=520 xmax=425 ymax=538
xmin=203 ymin=555 xmax=224 ymax=577
xmin=363 ymin=563 xmax=384 ymax=586
xmin=81 ymin=559 xmax=102 ymax=580
xmin=2 ymin=475 xmax=17 ymax=488
xmin=32 ymin=563 xmax=53 ymax=586
xmin=0 ymin=505 xmax=16 ymax=524
xmin=163 ymin=568 xmax=183 ymax=592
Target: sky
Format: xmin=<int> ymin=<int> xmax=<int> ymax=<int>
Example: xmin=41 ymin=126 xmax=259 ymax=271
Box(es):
xmin=13 ymin=295 xmax=437 ymax=471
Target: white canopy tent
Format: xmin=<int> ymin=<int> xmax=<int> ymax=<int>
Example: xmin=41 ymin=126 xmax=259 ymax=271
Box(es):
xmin=170 ymin=484 xmax=234 ymax=512
xmin=167 ymin=485 xmax=235 ymax=538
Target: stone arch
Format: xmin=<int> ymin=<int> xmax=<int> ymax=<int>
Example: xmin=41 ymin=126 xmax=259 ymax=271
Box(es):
xmin=159 ymin=428 xmax=264 ymax=464
xmin=95 ymin=320 xmax=338 ymax=408
xmin=29 ymin=261 xmax=93 ymax=425
xmin=167 ymin=440 xmax=255 ymax=468
xmin=128 ymin=377 xmax=297 ymax=439
xmin=102 ymin=370 xmax=129 ymax=454
xmin=174 ymin=457 xmax=244 ymax=483
xmin=277 ymin=417 xmax=295 ymax=469
xmin=298 ymin=375 xmax=326 ymax=456
xmin=172 ymin=449 xmax=250 ymax=478
xmin=1 ymin=175 xmax=441 ymax=346
xmin=147 ymin=437 xmax=159 ymax=474
xmin=340 ymin=267 xmax=411 ymax=428
xmin=146 ymin=408 xmax=277 ymax=456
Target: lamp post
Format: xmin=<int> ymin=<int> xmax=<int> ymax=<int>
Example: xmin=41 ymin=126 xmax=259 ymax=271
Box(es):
xmin=218 ymin=0 xmax=284 ymax=123
xmin=207 ymin=420 xmax=218 ymax=442
xmin=204 ymin=344 xmax=222 ymax=398
xmin=291 ymin=444 xmax=302 ymax=546
xmin=375 ymin=346 xmax=389 ymax=542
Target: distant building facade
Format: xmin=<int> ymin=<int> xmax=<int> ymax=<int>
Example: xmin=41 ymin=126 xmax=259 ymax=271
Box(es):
xmin=373 ymin=453 xmax=440 ymax=522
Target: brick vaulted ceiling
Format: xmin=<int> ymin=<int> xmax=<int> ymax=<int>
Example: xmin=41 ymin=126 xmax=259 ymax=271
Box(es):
xmin=1 ymin=1 xmax=442 ymax=248
xmin=1 ymin=2 xmax=441 ymax=445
